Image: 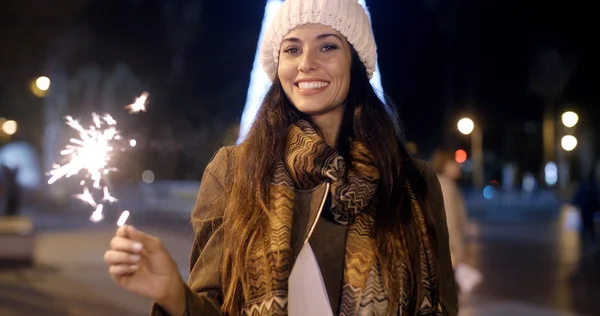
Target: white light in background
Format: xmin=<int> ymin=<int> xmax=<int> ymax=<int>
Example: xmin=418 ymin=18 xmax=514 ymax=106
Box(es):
xmin=561 ymin=135 xmax=577 ymax=151
xmin=544 ymin=161 xmax=558 ymax=186
xmin=561 ymin=111 xmax=578 ymax=128
xmin=522 ymin=172 xmax=536 ymax=192
xmin=2 ymin=120 xmax=18 ymax=135
xmin=457 ymin=118 xmax=475 ymax=135
xmin=36 ymin=76 xmax=51 ymax=91
xmin=0 ymin=141 xmax=43 ymax=189
xmin=142 ymin=170 xmax=155 ymax=184
xmin=238 ymin=0 xmax=283 ymax=144
xmin=238 ymin=0 xmax=385 ymax=143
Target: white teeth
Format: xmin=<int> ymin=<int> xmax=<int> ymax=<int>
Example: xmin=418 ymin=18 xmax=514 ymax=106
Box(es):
xmin=298 ymin=81 xmax=329 ymax=90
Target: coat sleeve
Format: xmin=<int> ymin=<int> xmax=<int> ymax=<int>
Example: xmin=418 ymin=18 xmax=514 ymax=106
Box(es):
xmin=420 ymin=161 xmax=460 ymax=315
xmin=152 ymin=147 xmax=231 ymax=316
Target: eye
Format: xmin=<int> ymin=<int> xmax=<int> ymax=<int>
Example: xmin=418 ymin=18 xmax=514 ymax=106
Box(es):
xmin=283 ymin=47 xmax=300 ymax=54
xmin=321 ymin=44 xmax=339 ymax=52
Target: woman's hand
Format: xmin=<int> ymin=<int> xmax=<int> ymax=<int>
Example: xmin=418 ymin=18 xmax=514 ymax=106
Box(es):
xmin=104 ymin=225 xmax=186 ymax=314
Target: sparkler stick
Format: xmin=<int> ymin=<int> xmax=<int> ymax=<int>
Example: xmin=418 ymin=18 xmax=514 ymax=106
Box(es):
xmin=47 ymin=92 xmax=149 ymax=226
xmin=117 ymin=211 xmax=130 ymax=227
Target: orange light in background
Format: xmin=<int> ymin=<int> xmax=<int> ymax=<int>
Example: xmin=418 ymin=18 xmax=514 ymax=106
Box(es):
xmin=455 ymin=149 xmax=467 ymax=163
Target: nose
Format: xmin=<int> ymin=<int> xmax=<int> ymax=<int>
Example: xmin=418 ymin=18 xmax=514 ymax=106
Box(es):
xmin=298 ymin=50 xmax=318 ymax=73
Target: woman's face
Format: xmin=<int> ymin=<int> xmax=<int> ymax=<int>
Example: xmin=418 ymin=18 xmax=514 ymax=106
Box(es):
xmin=277 ymin=24 xmax=352 ymax=121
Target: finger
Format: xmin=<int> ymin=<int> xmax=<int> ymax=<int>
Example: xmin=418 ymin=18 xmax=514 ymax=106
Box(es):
xmin=104 ymin=250 xmax=141 ymax=265
xmin=109 ymin=264 xmax=139 ymax=276
xmin=126 ymin=225 xmax=163 ymax=253
xmin=109 ymin=236 xmax=144 ymax=253
xmin=115 ymin=225 xmax=129 ymax=238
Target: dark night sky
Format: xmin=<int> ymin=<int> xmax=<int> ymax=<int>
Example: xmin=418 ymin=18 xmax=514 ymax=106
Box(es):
xmin=2 ymin=0 xmax=598 ymax=159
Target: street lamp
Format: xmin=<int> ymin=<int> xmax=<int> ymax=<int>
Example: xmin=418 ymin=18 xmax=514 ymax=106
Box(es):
xmin=561 ymin=111 xmax=578 ymax=128
xmin=457 ymin=118 xmax=475 ymax=135
xmin=561 ymin=135 xmax=577 ymax=151
xmin=31 ymin=76 xmax=51 ymax=97
xmin=457 ymin=117 xmax=483 ymax=188
xmin=2 ymin=120 xmax=17 ymax=136
xmin=35 ymin=76 xmax=51 ymax=91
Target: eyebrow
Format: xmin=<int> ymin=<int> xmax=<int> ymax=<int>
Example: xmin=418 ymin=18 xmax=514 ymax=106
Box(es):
xmin=282 ymin=33 xmax=343 ymax=43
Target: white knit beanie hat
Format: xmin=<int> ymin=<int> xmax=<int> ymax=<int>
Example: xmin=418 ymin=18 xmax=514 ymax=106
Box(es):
xmin=260 ymin=0 xmax=377 ymax=81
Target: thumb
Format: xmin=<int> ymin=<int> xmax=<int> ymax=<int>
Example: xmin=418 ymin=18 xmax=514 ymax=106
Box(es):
xmin=125 ymin=225 xmax=163 ymax=253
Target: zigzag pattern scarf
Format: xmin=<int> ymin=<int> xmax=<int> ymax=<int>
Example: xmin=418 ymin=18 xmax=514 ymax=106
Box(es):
xmin=241 ymin=120 xmax=441 ymax=316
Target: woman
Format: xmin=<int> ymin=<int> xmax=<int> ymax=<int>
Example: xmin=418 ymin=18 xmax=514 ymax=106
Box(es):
xmin=432 ymin=149 xmax=469 ymax=267
xmin=104 ymin=0 xmax=458 ymax=315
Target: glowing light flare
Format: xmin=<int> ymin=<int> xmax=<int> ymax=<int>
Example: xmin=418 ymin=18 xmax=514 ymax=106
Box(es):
xmin=36 ymin=76 xmax=51 ymax=91
xmin=455 ymin=149 xmax=468 ymax=164
xmin=561 ymin=135 xmax=577 ymax=151
xmin=142 ymin=170 xmax=155 ymax=184
xmin=457 ymin=118 xmax=475 ymax=135
xmin=125 ymin=92 xmax=149 ymax=114
xmin=561 ymin=111 xmax=578 ymax=128
xmin=483 ymin=185 xmax=495 ymax=200
xmin=2 ymin=120 xmax=17 ymax=135
xmin=544 ymin=161 xmax=558 ymax=186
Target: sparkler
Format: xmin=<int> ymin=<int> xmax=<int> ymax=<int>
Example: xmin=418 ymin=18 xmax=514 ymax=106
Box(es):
xmin=126 ymin=91 xmax=149 ymax=114
xmin=47 ymin=92 xmax=149 ymax=225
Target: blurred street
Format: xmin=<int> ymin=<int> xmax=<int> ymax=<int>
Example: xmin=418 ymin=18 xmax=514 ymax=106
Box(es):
xmin=1 ymin=206 xmax=599 ymax=316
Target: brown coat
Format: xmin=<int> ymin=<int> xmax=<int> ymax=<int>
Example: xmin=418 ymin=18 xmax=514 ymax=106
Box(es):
xmin=153 ymin=146 xmax=458 ymax=315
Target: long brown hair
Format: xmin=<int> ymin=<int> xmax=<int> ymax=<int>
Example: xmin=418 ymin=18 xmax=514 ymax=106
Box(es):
xmin=219 ymin=47 xmax=439 ymax=315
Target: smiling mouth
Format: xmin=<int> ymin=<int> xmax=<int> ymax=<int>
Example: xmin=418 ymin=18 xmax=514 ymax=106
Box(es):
xmin=295 ymin=81 xmax=330 ymax=90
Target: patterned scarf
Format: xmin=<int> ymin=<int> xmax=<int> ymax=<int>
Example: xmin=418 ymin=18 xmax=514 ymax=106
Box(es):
xmin=241 ymin=120 xmax=441 ymax=316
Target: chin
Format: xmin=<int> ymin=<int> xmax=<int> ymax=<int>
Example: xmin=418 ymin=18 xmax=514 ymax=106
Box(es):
xmin=294 ymin=104 xmax=329 ymax=116
xmin=292 ymin=99 xmax=343 ymax=116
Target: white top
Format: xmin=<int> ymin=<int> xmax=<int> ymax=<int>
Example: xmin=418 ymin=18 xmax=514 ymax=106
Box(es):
xmin=288 ymin=242 xmax=334 ymax=316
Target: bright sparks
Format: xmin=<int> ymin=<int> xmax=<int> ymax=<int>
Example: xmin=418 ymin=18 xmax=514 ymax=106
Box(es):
xmin=125 ymin=91 xmax=149 ymax=114
xmin=48 ymin=92 xmax=149 ymax=226
xmin=48 ymin=113 xmax=117 ymax=188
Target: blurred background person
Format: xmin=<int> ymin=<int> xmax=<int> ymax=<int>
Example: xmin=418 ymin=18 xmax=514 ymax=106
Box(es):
xmin=432 ymin=148 xmax=482 ymax=297
xmin=432 ymin=148 xmax=469 ymax=266
xmin=572 ymin=169 xmax=598 ymax=250
xmin=1 ymin=164 xmax=20 ymax=217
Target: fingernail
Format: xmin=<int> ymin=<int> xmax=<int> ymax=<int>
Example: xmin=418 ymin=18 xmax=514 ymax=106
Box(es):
xmin=132 ymin=242 xmax=143 ymax=252
xmin=130 ymin=255 xmax=140 ymax=262
xmin=130 ymin=264 xmax=139 ymax=271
